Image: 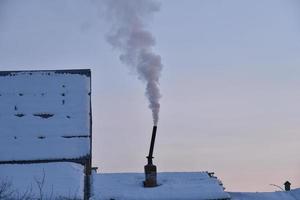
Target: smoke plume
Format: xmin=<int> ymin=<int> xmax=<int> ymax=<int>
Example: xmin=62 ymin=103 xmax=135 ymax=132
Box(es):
xmin=103 ymin=0 xmax=163 ymax=125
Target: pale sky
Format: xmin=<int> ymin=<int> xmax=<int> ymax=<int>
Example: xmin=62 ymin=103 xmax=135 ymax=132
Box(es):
xmin=1 ymin=0 xmax=300 ymax=192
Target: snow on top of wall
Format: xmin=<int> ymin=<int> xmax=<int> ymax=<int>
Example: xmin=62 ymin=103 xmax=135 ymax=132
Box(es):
xmin=91 ymin=172 xmax=230 ymax=200
xmin=0 ymin=70 xmax=91 ymax=161
xmin=230 ymin=189 xmax=300 ymax=200
xmin=0 ymin=162 xmax=84 ymax=199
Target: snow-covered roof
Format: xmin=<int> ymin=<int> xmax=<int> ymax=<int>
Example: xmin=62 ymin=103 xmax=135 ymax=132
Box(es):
xmin=230 ymin=189 xmax=300 ymax=200
xmin=0 ymin=162 xmax=84 ymax=199
xmin=91 ymin=172 xmax=230 ymax=200
xmin=0 ymin=70 xmax=91 ymax=162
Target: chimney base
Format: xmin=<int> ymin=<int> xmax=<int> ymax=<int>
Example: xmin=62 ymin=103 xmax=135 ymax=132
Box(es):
xmin=144 ymin=164 xmax=157 ymax=187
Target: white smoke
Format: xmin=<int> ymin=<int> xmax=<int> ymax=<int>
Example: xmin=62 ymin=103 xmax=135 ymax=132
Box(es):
xmin=103 ymin=0 xmax=163 ymax=125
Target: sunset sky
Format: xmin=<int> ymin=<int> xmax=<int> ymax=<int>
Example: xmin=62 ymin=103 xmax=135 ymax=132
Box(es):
xmin=1 ymin=0 xmax=300 ymax=192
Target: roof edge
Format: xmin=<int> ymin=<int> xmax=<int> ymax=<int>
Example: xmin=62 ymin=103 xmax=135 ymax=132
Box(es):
xmin=0 ymin=69 xmax=91 ymax=77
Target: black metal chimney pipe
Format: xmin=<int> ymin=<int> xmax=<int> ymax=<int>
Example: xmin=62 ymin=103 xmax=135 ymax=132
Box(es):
xmin=144 ymin=125 xmax=158 ymax=187
xmin=147 ymin=126 xmax=157 ymax=165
